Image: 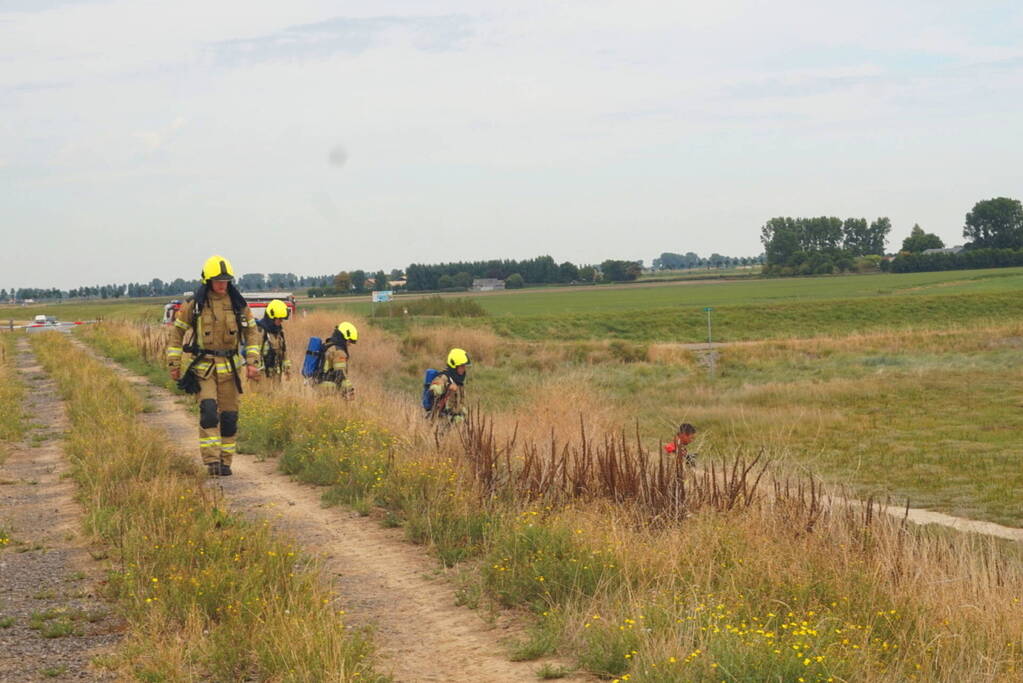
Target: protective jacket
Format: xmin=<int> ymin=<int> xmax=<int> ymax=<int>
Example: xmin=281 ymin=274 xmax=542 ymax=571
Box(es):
xmin=321 ymin=331 xmax=350 ymax=381
xmin=257 ymin=317 xmax=290 ymax=377
xmin=429 ymin=369 xmax=466 ymax=417
xmin=166 ymin=287 xmax=260 ymax=378
xmin=165 ymin=285 xmax=259 ymax=469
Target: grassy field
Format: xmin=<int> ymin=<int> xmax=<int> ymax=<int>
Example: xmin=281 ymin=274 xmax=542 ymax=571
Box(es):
xmin=0 ymin=299 xmax=162 ymax=325
xmin=30 ymin=332 xmax=384 ymax=681
xmin=318 ymin=268 xmax=1023 ymax=342
xmin=76 ymin=313 xmax=1023 ymax=681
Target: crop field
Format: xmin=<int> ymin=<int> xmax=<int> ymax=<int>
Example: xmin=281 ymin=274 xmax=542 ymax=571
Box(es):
xmin=52 ymin=265 xmax=1023 ymax=681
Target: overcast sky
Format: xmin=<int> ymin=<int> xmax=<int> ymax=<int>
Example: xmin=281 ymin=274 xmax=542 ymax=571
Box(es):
xmin=2 ymin=0 xmax=1021 ymax=289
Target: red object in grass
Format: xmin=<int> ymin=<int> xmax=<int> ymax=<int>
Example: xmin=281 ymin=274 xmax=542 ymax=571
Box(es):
xmin=664 ymin=443 xmax=677 ymax=454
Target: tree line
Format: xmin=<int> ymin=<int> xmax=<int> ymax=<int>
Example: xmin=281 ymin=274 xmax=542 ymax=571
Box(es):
xmin=403 ymin=256 xmax=568 ymax=291
xmin=4 ymin=273 xmax=337 ymax=302
xmin=652 ymin=252 xmax=764 ymax=270
xmin=312 ymin=257 xmax=648 ymax=296
xmin=761 ymin=216 xmax=892 ymax=275
xmin=888 ymin=197 xmax=1023 ymax=273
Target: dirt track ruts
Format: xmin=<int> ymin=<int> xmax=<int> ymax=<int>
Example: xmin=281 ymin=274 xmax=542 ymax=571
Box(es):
xmin=72 ymin=338 xmax=571 ymax=683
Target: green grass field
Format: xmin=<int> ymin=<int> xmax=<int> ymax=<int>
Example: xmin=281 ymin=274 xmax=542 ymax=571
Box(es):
xmin=317 ymin=268 xmax=1023 ymax=342
xmin=74 ymin=302 xmax=1023 ymax=682
xmin=0 ymin=299 xmax=161 ymax=324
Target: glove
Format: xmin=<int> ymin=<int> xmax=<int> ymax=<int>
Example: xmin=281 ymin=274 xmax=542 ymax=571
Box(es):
xmin=664 ymin=443 xmax=676 ymax=454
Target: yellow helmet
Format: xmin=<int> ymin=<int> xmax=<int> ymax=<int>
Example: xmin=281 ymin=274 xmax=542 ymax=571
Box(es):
xmin=265 ymin=299 xmax=289 ymax=319
xmin=201 ymin=255 xmax=235 ymax=283
xmin=336 ymin=322 xmax=358 ymax=342
xmin=447 ymin=348 xmax=471 ymax=369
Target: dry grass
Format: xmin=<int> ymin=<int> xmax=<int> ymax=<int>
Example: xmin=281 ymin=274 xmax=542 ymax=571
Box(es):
xmin=0 ymin=333 xmax=26 ymax=464
xmin=31 ymin=332 xmax=383 ymax=681
xmin=76 ymin=319 xmax=1023 ymax=680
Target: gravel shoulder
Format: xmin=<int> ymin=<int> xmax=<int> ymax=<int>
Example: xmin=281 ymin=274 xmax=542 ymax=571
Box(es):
xmin=0 ymin=339 xmax=121 ymax=681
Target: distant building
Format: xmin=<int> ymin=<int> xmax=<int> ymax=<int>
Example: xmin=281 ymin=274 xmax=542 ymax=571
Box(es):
xmin=471 ymin=278 xmax=505 ymax=292
xmin=921 ymin=246 xmax=965 ymax=255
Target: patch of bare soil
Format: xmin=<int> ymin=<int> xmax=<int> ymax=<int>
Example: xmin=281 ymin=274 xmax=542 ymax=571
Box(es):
xmin=77 ymin=339 xmax=575 ymax=682
xmin=0 ymin=340 xmax=121 ymax=681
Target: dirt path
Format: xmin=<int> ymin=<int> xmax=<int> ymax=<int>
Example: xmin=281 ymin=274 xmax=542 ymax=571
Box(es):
xmin=869 ymin=502 xmax=1023 ymax=542
xmin=75 ymin=340 xmax=567 ymax=683
xmin=0 ymin=340 xmax=121 ymax=681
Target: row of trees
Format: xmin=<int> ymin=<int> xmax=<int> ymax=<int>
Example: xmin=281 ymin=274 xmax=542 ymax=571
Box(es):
xmin=761 ymin=216 xmax=892 ymax=275
xmin=889 ymin=247 xmax=1023 ymax=273
xmin=652 ymin=252 xmax=764 ymax=270
xmin=406 ymin=255 xmax=579 ymax=291
xmin=235 ymin=273 xmax=335 ymax=291
xmin=888 ymin=197 xmax=1023 ymax=273
xmin=307 ymin=269 xmax=395 ymax=297
xmin=4 ymin=273 xmax=339 ymax=302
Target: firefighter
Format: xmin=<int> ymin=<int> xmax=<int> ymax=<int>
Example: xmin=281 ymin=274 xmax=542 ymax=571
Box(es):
xmin=166 ymin=255 xmax=261 ymax=476
xmin=321 ymin=322 xmax=357 ymax=399
xmin=258 ymin=299 xmax=291 ymax=382
xmin=428 ymin=348 xmax=470 ymax=424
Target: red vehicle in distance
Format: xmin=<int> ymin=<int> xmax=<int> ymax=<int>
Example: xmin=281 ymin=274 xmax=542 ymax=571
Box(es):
xmin=162 ymin=292 xmax=297 ymax=325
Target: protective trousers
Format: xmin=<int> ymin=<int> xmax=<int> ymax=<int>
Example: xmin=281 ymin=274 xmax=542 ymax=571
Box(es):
xmin=197 ymin=371 xmax=241 ymax=466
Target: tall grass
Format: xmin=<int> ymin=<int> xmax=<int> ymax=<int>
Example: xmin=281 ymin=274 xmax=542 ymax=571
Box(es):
xmin=77 ymin=320 xmax=1023 ymax=680
xmin=78 ymin=321 xmax=176 ymax=391
xmin=238 ymin=376 xmax=1023 ymax=681
xmin=31 ymin=332 xmax=383 ymax=682
xmin=0 ymin=332 xmax=26 ymax=463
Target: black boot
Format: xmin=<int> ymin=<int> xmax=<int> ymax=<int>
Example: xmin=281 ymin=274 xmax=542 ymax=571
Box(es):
xmin=206 ymin=462 xmax=232 ymax=476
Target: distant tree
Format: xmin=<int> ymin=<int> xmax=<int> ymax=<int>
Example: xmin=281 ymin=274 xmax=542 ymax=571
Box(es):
xmin=237 ymin=273 xmax=266 ymax=291
xmin=389 ymin=268 xmax=404 ymax=281
xmin=865 ymin=217 xmax=892 ymax=255
xmin=964 ymin=197 xmax=1023 ymax=249
xmin=841 ymin=218 xmax=869 ymax=256
xmin=373 ymin=270 xmax=389 ymax=290
xmin=901 ymin=224 xmax=945 ymax=252
xmin=266 ymin=272 xmax=297 ymax=289
xmin=578 ymin=265 xmax=597 ymax=282
xmin=350 ymin=270 xmax=367 ymax=293
xmin=761 ymin=217 xmax=802 ymax=268
xmin=558 ymin=261 xmax=579 ymax=282
xmin=437 ymin=274 xmax=455 ymax=289
xmin=505 ymin=273 xmax=524 ymax=289
xmin=600 ymin=260 xmax=639 ymax=282
xmin=452 ymin=271 xmax=473 ymax=289
xmin=333 ymin=271 xmax=351 ymax=292
xmin=653 ymin=253 xmax=679 ymax=269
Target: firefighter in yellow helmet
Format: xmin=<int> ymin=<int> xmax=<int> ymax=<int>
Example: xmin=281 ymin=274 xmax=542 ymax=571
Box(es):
xmin=166 ymin=255 xmax=261 ymax=476
xmin=257 ymin=299 xmax=291 ymax=382
xmin=427 ymin=348 xmax=470 ymax=424
xmin=319 ymin=322 xmax=357 ymax=399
